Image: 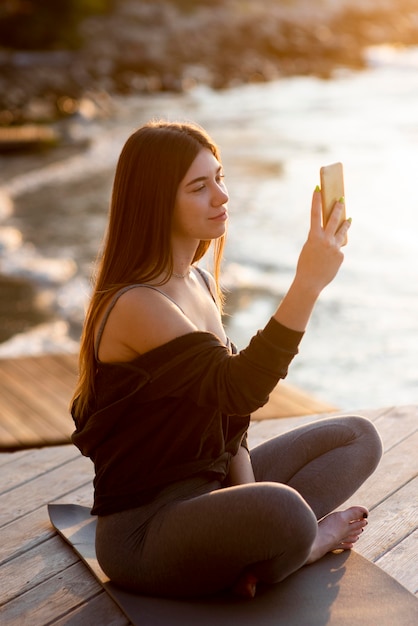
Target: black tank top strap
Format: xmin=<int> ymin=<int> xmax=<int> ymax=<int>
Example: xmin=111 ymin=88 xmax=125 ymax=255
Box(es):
xmin=194 ymin=266 xmax=217 ymax=305
xmin=94 ymin=283 xmax=186 ymax=361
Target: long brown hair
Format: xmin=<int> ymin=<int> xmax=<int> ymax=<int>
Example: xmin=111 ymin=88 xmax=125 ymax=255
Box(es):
xmin=71 ymin=120 xmax=226 ymax=417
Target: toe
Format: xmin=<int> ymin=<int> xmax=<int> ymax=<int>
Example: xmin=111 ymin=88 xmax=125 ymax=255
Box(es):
xmin=346 ymin=506 xmax=369 ymax=521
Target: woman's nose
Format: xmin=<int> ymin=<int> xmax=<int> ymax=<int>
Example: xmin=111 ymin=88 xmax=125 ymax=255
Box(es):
xmin=213 ymin=185 xmax=229 ymax=206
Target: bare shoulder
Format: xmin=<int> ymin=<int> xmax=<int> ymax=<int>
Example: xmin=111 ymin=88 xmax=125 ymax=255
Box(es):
xmin=99 ymin=286 xmax=197 ymax=361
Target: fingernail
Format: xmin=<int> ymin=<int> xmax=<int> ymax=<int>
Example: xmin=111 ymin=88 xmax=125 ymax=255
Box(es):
xmin=363 ymin=512 xmax=368 ymax=519
xmin=315 ymin=185 xmax=321 ymax=192
xmin=347 ymin=217 xmax=352 ymax=224
xmin=338 ymin=196 xmax=345 ymax=203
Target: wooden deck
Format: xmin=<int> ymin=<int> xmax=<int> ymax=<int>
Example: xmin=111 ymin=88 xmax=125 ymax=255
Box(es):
xmin=0 ymin=405 xmax=417 ymax=624
xmin=0 ymin=354 xmax=416 ymax=621
xmin=0 ymin=354 xmax=79 ymax=450
xmin=0 ymin=353 xmax=337 ymax=451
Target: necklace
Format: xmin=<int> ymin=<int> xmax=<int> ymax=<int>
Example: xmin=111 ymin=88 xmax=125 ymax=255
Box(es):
xmin=172 ymin=269 xmax=191 ymax=279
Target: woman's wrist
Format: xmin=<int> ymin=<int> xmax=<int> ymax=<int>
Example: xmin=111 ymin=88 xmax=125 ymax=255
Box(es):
xmin=273 ymin=275 xmax=320 ymax=332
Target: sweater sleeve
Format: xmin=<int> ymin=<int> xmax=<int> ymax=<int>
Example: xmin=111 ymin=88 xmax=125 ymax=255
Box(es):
xmin=145 ymin=317 xmax=304 ymax=417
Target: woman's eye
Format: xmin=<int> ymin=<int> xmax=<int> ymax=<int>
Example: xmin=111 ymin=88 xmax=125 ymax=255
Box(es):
xmin=191 ymin=173 xmax=224 ymax=192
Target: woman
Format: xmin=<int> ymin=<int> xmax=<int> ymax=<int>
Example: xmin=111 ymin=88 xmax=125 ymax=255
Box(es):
xmin=71 ymin=120 xmax=382 ymax=600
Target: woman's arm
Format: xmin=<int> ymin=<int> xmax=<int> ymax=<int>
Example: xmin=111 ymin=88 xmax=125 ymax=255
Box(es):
xmin=227 ymin=445 xmax=256 ymax=486
xmin=274 ymin=189 xmax=350 ymax=332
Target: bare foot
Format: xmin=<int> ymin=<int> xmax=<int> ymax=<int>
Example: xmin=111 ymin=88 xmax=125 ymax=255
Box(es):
xmin=306 ymin=505 xmax=369 ymax=565
xmin=232 ymin=572 xmax=258 ymax=599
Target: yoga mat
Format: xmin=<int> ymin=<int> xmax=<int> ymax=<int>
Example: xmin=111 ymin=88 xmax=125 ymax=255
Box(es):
xmin=48 ymin=504 xmax=418 ymax=626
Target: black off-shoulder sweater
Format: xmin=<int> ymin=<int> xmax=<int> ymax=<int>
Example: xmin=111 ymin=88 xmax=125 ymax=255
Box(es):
xmin=71 ymin=317 xmax=303 ymax=516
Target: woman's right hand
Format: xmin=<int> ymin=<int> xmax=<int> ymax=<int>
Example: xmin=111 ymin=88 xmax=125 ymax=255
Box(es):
xmin=273 ymin=188 xmax=351 ymax=332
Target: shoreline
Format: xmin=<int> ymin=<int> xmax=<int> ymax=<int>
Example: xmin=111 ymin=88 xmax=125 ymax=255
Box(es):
xmin=0 ymin=3 xmax=417 ymax=411
xmin=1 ymin=0 xmax=418 ymax=128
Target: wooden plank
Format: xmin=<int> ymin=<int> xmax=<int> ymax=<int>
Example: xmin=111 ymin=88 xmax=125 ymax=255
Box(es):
xmin=0 ymin=535 xmax=79 ymax=605
xmin=0 ymin=354 xmax=77 ymax=451
xmin=344 ymin=412 xmax=418 ymax=593
xmin=0 ymin=561 xmax=103 ymax=625
xmin=248 ymin=413 xmax=327 ymax=447
xmin=0 ymin=447 xmax=30 ymax=468
xmin=0 ymin=483 xmax=93 ymax=565
xmin=0 ymin=475 xmax=126 ymax=623
xmin=53 ymin=592 xmax=131 ymax=626
xmin=344 ymin=430 xmax=418 ymax=510
xmin=0 ymin=506 xmax=56 ymax=566
xmin=252 ymin=381 xmax=337 ymax=420
xmin=0 ymin=422 xmax=19 ymax=449
xmin=0 ymin=453 xmax=93 ymax=527
xmin=375 ymin=528 xmax=418 ymax=595
xmin=372 ymin=404 xmax=418 ymax=451
xmin=0 ymin=445 xmax=127 ymax=624
xmin=0 ymin=360 xmax=73 ymax=449
xmin=355 ymin=477 xmax=418 ymax=563
xmin=0 ymin=386 xmax=68 ymax=447
xmin=0 ymin=358 xmax=73 ymax=428
xmin=4 ymin=354 xmax=77 ymax=404
xmin=248 ymin=404 xmax=418 ymax=450
xmin=0 ymin=445 xmax=81 ymax=495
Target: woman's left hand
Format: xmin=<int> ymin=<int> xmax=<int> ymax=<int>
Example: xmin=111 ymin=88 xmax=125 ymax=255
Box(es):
xmin=295 ymin=189 xmax=351 ymax=297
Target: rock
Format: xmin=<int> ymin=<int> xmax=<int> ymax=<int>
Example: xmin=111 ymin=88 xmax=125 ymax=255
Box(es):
xmin=1 ymin=0 xmax=418 ymax=129
xmin=0 ymin=124 xmax=60 ymax=153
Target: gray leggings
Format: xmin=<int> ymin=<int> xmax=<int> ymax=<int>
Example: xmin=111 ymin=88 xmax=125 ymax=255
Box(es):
xmin=96 ymin=415 xmax=382 ymax=598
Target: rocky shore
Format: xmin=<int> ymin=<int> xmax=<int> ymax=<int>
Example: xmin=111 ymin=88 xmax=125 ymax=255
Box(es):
xmin=1 ymin=0 xmax=418 ymax=129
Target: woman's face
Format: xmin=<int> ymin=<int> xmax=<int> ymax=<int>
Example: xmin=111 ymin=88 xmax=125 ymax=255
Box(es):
xmin=172 ymin=148 xmax=229 ymax=243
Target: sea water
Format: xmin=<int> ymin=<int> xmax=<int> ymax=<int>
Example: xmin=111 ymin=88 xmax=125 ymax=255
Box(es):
xmin=0 ymin=44 xmax=417 ymax=411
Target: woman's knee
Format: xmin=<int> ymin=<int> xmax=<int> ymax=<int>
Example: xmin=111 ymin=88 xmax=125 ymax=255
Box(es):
xmin=252 ymin=482 xmax=317 ymax=548
xmin=344 ymin=415 xmax=383 ymax=472
xmin=247 ymin=483 xmax=317 ymax=582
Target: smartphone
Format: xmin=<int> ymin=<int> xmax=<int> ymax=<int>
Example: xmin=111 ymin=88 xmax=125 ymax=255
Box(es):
xmin=320 ymin=162 xmax=347 ymax=245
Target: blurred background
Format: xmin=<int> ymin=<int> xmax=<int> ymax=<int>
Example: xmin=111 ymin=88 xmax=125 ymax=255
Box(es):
xmin=0 ymin=0 xmax=417 ymax=411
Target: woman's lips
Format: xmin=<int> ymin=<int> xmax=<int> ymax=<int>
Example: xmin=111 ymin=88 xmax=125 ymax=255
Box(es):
xmin=209 ymin=210 xmax=228 ymax=221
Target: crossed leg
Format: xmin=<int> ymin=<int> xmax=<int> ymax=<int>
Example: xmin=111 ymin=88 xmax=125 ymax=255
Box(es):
xmin=96 ymin=415 xmax=382 ymax=598
xmin=233 ymin=504 xmax=369 ymax=598
xmin=237 ymin=414 xmax=383 ymax=596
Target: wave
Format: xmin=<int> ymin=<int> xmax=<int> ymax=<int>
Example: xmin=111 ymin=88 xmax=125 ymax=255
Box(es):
xmin=0 ymin=320 xmax=78 ymax=358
